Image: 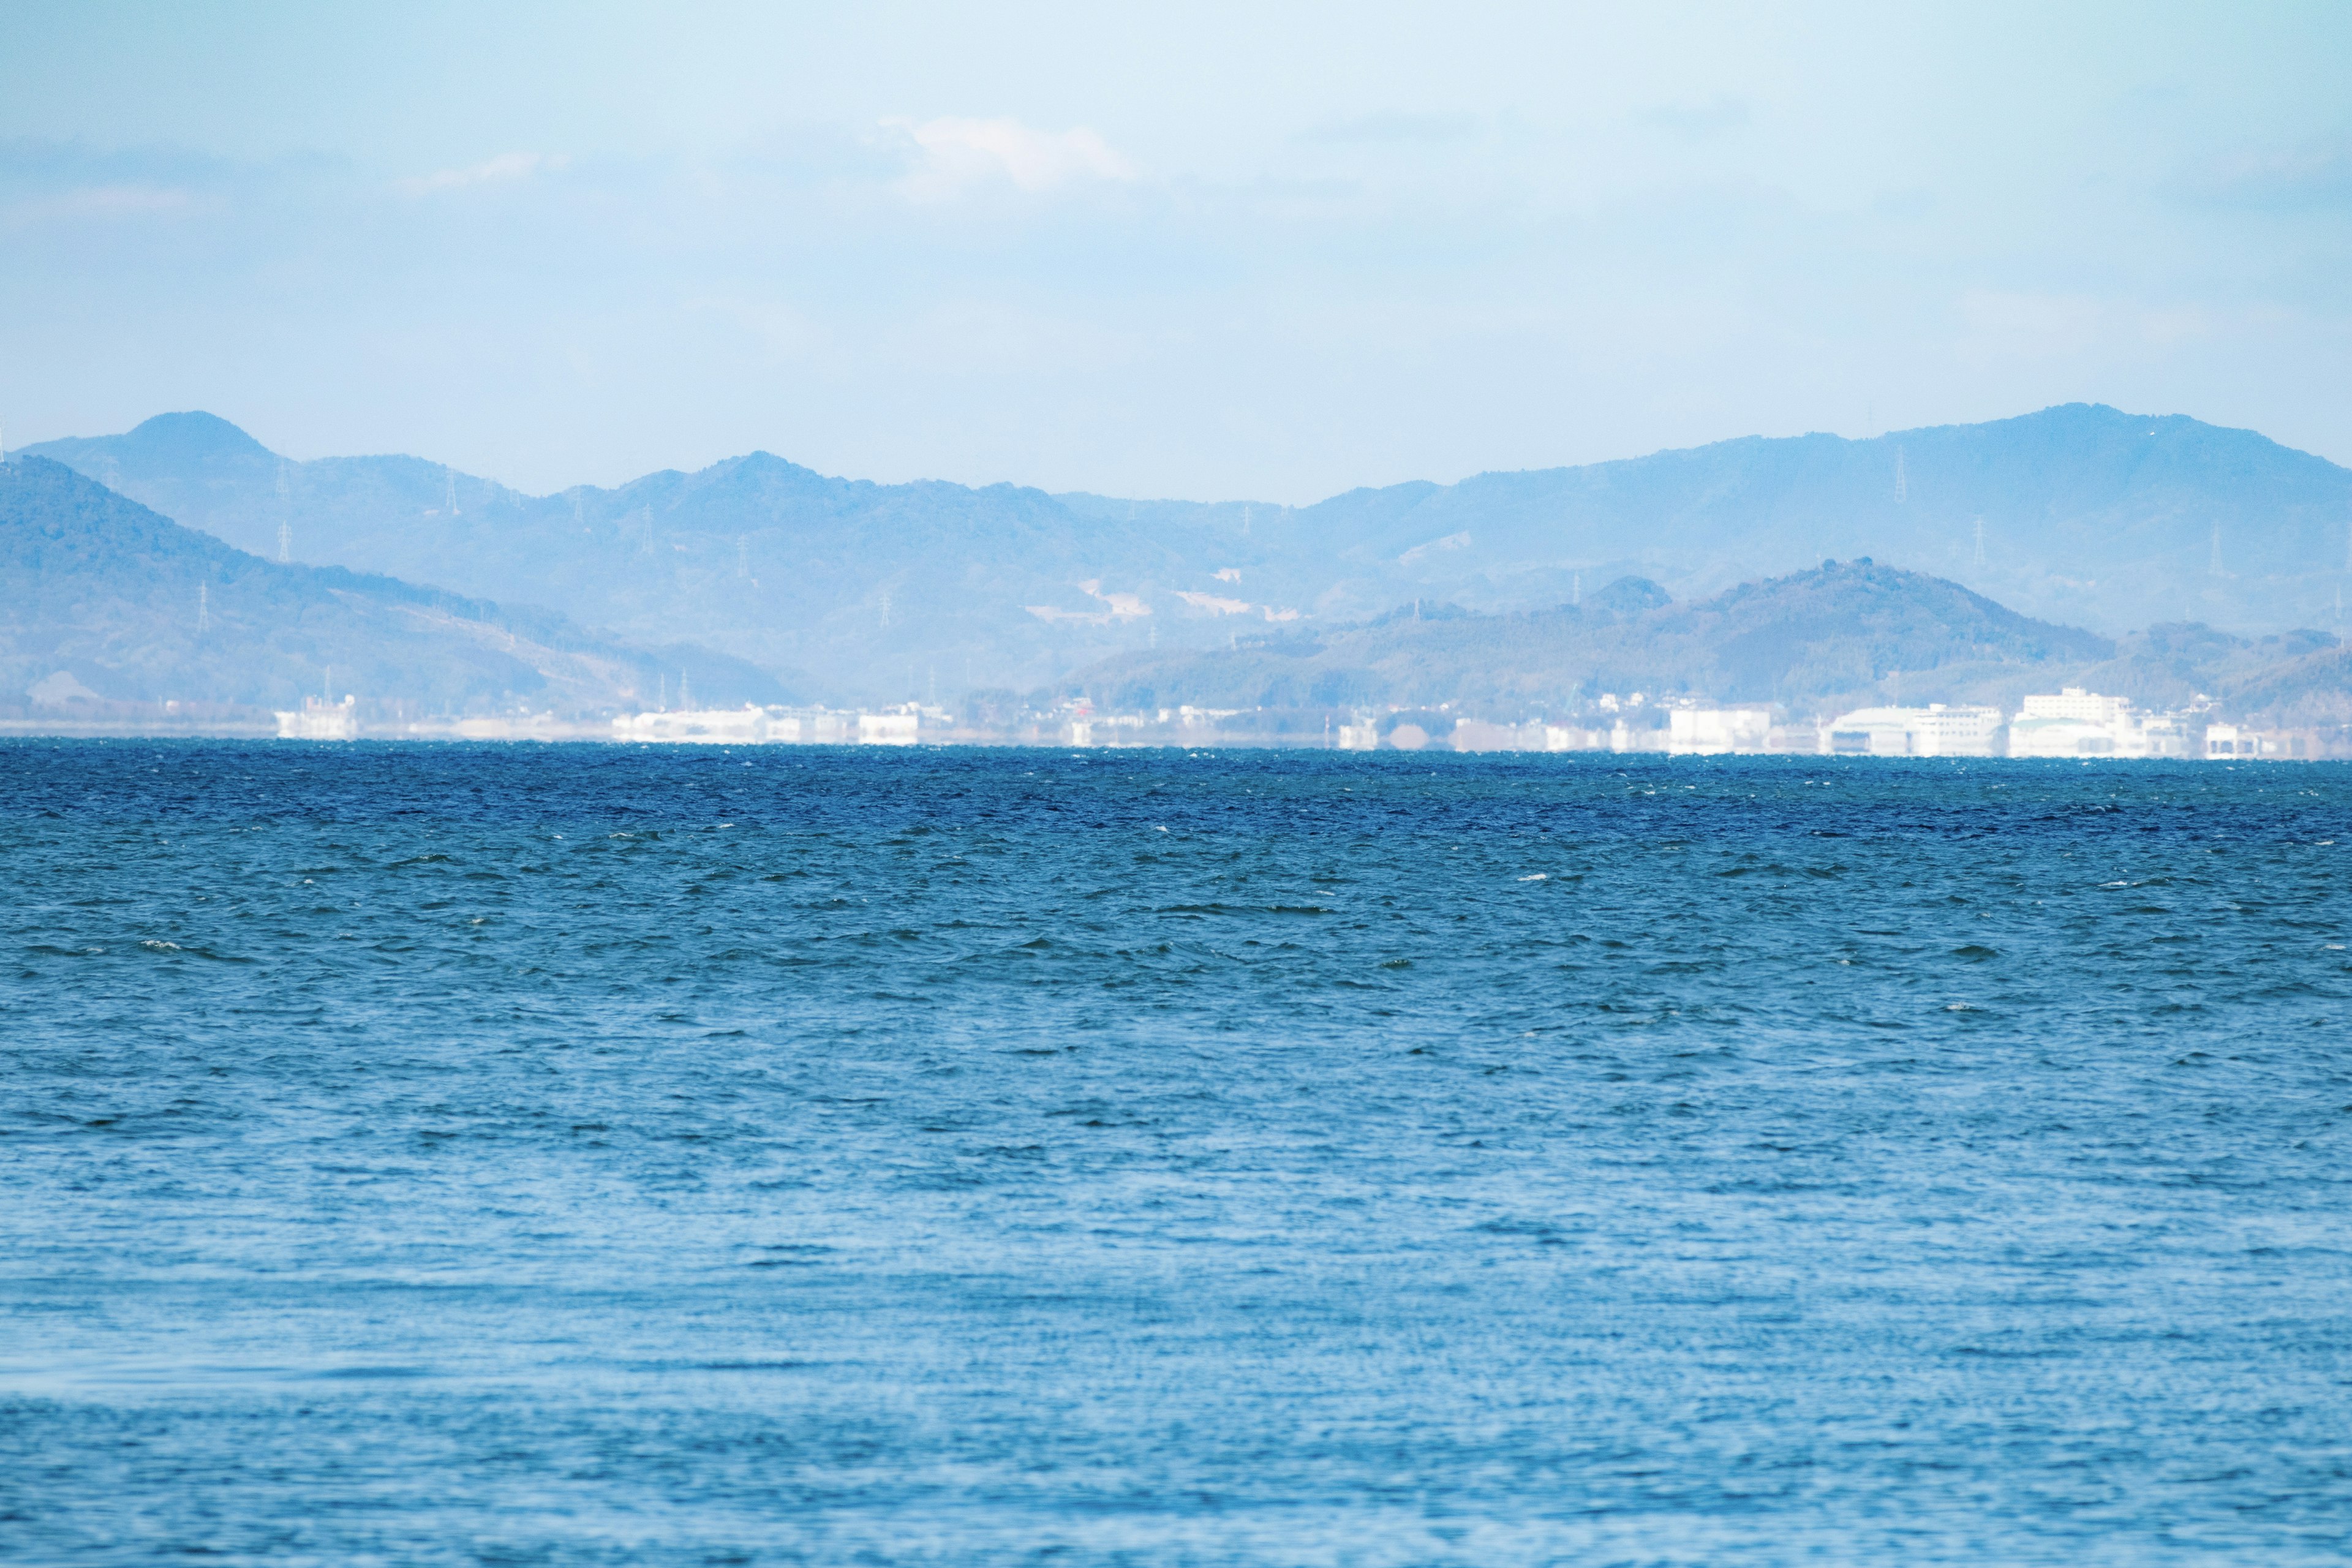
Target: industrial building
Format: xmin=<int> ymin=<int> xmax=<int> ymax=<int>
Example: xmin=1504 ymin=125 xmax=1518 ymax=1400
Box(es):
xmin=1820 ymin=704 xmax=2004 ymax=757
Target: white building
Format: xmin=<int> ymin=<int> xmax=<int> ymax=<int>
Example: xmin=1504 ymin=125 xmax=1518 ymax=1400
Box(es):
xmin=1667 ymin=706 xmax=1773 ymax=755
xmin=858 ymin=708 xmax=921 ymax=745
xmin=275 ymin=695 xmax=358 ymax=740
xmin=1822 ymin=707 xmax=1917 ymax=756
xmin=614 ymin=706 xmax=771 ymax=744
xmin=2007 ymin=688 xmax=2179 ymax=758
xmin=1821 ymin=704 xmax=2004 ymax=758
xmin=450 ymin=713 xmax=575 ymax=742
xmin=2205 ymin=723 xmax=2258 ymax=759
xmin=1542 ymin=724 xmax=1607 ymax=752
xmin=783 ymin=710 xmax=856 ymax=744
xmin=2203 ymin=723 xmax=2308 ymax=760
xmin=609 ymin=706 xmax=865 ymax=744
xmin=1910 ymin=704 xmax=2006 ymax=756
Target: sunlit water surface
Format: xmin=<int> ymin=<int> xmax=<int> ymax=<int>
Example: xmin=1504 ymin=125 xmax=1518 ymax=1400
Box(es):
xmin=4 ymin=741 xmax=2349 ymax=1564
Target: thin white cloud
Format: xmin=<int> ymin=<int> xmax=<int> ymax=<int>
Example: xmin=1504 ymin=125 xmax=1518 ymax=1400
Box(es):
xmin=396 ymin=151 xmax=568 ymax=195
xmin=883 ymin=116 xmax=1136 ymax=197
xmin=8 ymin=184 xmax=196 ymax=224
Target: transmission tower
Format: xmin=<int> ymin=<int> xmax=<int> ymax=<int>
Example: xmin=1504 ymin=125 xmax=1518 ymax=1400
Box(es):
xmin=197 ymin=582 xmax=209 ymax=634
xmin=1972 ymin=516 xmax=1985 ymax=568
xmin=276 ymin=460 xmax=293 ymax=563
xmin=445 ymin=467 xmax=460 ymax=517
xmin=2209 ymin=522 xmax=2223 ymax=576
xmin=1894 ymin=447 xmax=1908 ymax=504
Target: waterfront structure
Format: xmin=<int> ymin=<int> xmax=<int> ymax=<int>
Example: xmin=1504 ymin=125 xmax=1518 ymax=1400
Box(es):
xmin=1911 ymin=704 xmax=2006 ymax=756
xmin=1821 ymin=704 xmax=2003 ymax=757
xmin=614 ymin=706 xmax=770 ymax=744
xmin=2203 ymin=723 xmax=2311 ymax=760
xmin=2007 ymin=688 xmax=2194 ymax=758
xmin=1667 ymin=706 xmax=1773 ymax=755
xmin=611 ymin=706 xmax=867 ymax=744
xmin=2136 ymin=709 xmax=2199 ymax=758
xmin=780 ymin=710 xmax=855 ymax=744
xmin=2206 ymin=723 xmax=2258 ymax=759
xmin=274 ymin=695 xmax=358 ymax=740
xmin=858 ymin=709 xmax=920 ymax=745
xmin=1822 ymin=707 xmax=1917 ymax=756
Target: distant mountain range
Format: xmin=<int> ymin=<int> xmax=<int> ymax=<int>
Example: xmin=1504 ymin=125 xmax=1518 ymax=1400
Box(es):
xmin=1054 ymin=559 xmax=2350 ymax=729
xmin=0 ymin=458 xmax=786 ymax=725
xmin=24 ymin=404 xmax=2352 ymax=704
xmin=5 ymin=448 xmax=2343 ymax=736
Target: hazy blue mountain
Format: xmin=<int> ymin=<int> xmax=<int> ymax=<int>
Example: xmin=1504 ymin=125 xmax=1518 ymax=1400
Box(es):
xmin=2069 ymin=622 xmax=2352 ymax=726
xmin=1055 ymin=560 xmax=2126 ymax=718
xmin=1185 ymin=403 xmax=2352 ymax=637
xmin=0 ymin=456 xmax=784 ymax=722
xmin=24 ymin=413 xmax=1234 ymax=702
xmin=28 ymin=404 xmax=2352 ymax=705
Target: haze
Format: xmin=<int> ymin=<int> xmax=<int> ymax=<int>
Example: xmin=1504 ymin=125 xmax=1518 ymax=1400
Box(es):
xmin=2 ymin=1 xmax=2348 ymax=499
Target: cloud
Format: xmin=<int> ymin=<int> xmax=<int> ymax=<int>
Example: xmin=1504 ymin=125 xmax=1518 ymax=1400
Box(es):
xmin=396 ymin=151 xmax=568 ymax=195
xmin=883 ymin=116 xmax=1136 ymax=197
xmin=7 ymin=184 xmax=196 ymax=223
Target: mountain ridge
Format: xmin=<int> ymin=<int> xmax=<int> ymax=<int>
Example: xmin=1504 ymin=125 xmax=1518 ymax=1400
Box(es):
xmin=26 ymin=404 xmax=2352 ymax=703
xmin=1056 ymin=559 xmax=2122 ymax=718
xmin=1050 ymin=557 xmax=2348 ymax=729
xmin=0 ymin=456 xmax=788 ymax=720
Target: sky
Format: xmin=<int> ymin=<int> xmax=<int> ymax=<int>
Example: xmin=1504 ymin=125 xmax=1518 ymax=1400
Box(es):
xmin=1 ymin=1 xmax=2348 ymax=499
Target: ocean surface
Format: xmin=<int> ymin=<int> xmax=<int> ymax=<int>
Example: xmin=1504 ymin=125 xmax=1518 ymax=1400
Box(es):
xmin=3 ymin=740 xmax=2349 ymax=1566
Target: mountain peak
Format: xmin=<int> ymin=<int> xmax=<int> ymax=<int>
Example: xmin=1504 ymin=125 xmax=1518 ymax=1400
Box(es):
xmin=121 ymin=412 xmax=276 ymax=462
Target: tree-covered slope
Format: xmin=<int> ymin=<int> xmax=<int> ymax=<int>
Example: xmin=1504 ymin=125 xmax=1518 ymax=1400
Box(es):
xmin=0 ymin=458 xmax=783 ymax=717
xmin=1061 ymin=560 xmax=2119 ymax=717
xmin=1239 ymin=404 xmax=2352 ymax=636
xmin=28 ymin=403 xmax=2352 ymax=706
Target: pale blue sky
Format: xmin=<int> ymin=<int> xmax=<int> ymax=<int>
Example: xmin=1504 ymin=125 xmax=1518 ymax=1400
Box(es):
xmin=2 ymin=2 xmax=2347 ymax=497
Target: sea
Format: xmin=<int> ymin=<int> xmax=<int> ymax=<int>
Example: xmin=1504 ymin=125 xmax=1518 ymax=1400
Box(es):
xmin=3 ymin=739 xmax=2348 ymax=1566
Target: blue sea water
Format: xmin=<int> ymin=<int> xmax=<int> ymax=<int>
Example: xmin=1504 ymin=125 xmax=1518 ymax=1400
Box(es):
xmin=2 ymin=739 xmax=2349 ymax=1566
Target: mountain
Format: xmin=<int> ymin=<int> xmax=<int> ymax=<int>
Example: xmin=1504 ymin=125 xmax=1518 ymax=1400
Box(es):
xmin=26 ymin=404 xmax=2352 ymax=703
xmin=1085 ymin=403 xmax=2352 ymax=638
xmin=2067 ymin=622 xmax=2352 ymax=727
xmin=0 ymin=456 xmax=786 ymax=724
xmin=24 ymin=413 xmax=1226 ymax=702
xmin=1053 ymin=559 xmax=2126 ymax=719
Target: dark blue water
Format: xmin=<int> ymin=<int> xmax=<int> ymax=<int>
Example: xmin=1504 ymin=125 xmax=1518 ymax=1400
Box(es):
xmin=4 ymin=741 xmax=2349 ymax=1564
